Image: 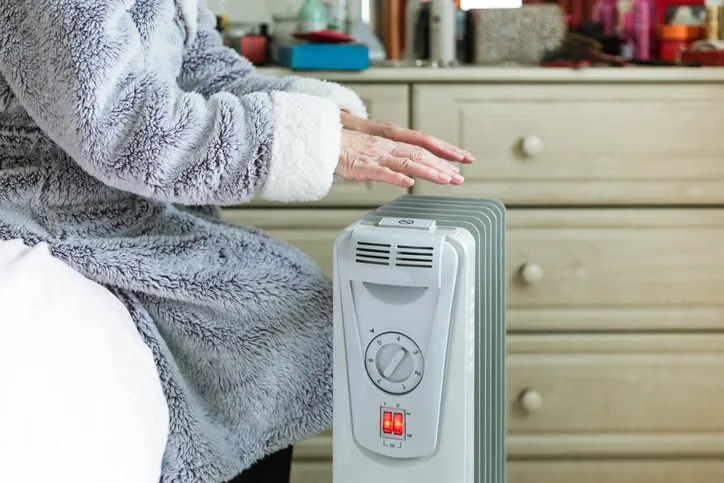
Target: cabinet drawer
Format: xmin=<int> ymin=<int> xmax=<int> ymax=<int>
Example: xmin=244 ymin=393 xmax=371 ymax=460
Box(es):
xmin=250 ymin=83 xmax=408 ymax=208
xmin=507 ymin=209 xmax=724 ymax=331
xmin=412 ymin=84 xmax=724 ymax=205
xmin=509 ymin=460 xmax=724 ymax=483
xmin=291 ymin=460 xmax=724 ymax=483
xmin=508 ymin=334 xmax=724 ymax=457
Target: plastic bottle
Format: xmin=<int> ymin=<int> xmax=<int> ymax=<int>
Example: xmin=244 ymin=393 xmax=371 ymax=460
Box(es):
xmin=633 ymin=0 xmax=652 ymax=59
xmin=592 ymin=0 xmax=618 ymax=36
xmin=326 ymin=0 xmax=348 ymax=32
xmin=298 ymin=0 xmax=328 ymax=33
xmin=429 ymin=0 xmax=456 ymax=65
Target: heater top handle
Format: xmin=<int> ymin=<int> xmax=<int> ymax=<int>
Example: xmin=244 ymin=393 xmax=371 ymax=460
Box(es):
xmin=346 ymin=217 xmax=449 ymax=289
xmin=376 ymin=217 xmax=437 ymax=232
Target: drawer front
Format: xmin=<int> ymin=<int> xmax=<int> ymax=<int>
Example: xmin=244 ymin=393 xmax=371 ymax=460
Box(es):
xmin=250 ymin=83 xmax=409 ymax=207
xmin=412 ymin=84 xmax=724 ymax=205
xmin=292 ymin=460 xmax=724 ymax=483
xmin=509 ymin=460 xmax=724 ymax=483
xmin=507 ymin=209 xmax=724 ymax=331
xmin=508 ymin=334 xmax=724 ymax=457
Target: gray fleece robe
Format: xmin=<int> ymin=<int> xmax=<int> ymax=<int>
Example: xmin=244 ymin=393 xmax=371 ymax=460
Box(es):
xmin=0 ymin=0 xmax=368 ymax=481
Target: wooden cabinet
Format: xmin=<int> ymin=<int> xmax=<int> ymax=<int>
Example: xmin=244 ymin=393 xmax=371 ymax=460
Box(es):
xmin=231 ymin=68 xmax=724 ymax=483
xmin=411 ymin=84 xmax=724 ymax=205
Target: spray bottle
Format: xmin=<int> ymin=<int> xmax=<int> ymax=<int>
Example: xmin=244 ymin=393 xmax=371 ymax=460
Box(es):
xmin=298 ymin=0 xmax=328 ymax=33
xmin=429 ymin=0 xmax=456 ymax=65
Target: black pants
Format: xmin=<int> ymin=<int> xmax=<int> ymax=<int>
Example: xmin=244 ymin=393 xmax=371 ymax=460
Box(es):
xmin=226 ymin=447 xmax=293 ymax=483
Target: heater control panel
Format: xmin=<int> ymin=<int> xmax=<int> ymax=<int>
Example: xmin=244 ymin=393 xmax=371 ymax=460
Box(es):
xmin=365 ymin=332 xmax=424 ymax=395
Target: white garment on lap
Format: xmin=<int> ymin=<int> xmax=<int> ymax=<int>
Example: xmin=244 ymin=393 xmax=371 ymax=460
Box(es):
xmin=0 ymin=240 xmax=168 ymax=483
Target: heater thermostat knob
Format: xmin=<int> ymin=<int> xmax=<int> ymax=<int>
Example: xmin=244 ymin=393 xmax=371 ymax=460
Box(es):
xmin=365 ymin=332 xmax=424 ymax=395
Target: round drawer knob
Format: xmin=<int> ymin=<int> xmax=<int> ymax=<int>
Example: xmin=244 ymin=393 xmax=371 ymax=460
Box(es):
xmin=520 ymin=135 xmax=544 ymax=157
xmin=519 ymin=389 xmax=543 ymax=413
xmin=519 ymin=263 xmax=543 ymax=285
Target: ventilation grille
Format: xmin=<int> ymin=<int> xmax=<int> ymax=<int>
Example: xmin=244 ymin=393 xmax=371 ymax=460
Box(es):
xmin=355 ymin=241 xmax=391 ymax=266
xmin=395 ymin=245 xmax=434 ymax=269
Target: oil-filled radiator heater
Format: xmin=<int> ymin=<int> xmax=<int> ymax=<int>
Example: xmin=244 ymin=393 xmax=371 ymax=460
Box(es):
xmin=332 ymin=195 xmax=506 ymax=483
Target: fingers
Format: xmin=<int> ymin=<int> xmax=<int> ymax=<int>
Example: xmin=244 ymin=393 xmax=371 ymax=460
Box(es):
xmin=390 ymin=143 xmax=465 ymax=184
xmin=353 ymin=160 xmax=415 ymax=188
xmin=342 ymin=114 xmax=475 ymax=164
xmin=380 ymin=123 xmax=475 ymax=164
xmin=381 ymin=155 xmax=462 ymax=185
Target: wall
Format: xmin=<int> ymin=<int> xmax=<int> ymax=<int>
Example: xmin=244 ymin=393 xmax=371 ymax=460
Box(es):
xmin=207 ymin=0 xmax=494 ymax=22
xmin=206 ymin=0 xmax=305 ymax=22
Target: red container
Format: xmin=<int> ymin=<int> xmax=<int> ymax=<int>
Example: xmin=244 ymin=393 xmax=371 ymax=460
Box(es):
xmin=681 ymin=49 xmax=724 ymax=65
xmin=239 ymin=36 xmax=268 ymax=65
xmin=655 ymin=25 xmax=703 ymax=61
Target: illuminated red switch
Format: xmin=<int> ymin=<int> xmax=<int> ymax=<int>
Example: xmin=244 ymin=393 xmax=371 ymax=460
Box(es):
xmin=393 ymin=412 xmax=404 ymax=436
xmin=382 ymin=411 xmax=393 ymax=434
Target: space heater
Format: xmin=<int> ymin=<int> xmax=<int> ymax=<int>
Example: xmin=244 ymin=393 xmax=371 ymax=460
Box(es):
xmin=332 ymin=195 xmax=506 ymax=483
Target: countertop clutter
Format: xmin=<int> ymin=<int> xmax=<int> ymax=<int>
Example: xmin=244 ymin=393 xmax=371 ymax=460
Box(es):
xmin=220 ymin=68 xmax=724 ymax=483
xmin=214 ymin=0 xmax=724 ymax=71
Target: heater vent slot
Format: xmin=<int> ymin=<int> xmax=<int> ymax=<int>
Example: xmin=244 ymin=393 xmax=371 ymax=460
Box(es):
xmin=395 ymin=245 xmax=434 ymax=269
xmin=355 ymin=241 xmax=391 ymax=266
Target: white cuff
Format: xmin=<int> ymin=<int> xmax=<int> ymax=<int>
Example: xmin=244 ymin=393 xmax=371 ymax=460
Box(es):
xmin=289 ymin=78 xmax=368 ymax=119
xmin=261 ymin=91 xmax=342 ymax=203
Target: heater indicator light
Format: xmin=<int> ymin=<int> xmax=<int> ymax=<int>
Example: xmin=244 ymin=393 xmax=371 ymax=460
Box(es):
xmin=382 ymin=411 xmax=393 ymax=434
xmin=393 ymin=413 xmax=404 ymax=435
xmin=380 ymin=407 xmax=406 ymax=440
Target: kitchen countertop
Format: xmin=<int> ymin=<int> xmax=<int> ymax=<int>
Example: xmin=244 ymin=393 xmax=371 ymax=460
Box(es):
xmin=257 ymin=65 xmax=724 ymax=83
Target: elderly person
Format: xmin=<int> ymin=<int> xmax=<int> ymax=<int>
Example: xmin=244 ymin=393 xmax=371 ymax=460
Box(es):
xmin=0 ymin=0 xmax=472 ymax=482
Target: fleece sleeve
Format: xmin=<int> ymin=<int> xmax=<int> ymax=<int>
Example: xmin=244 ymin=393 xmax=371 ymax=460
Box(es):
xmin=0 ymin=0 xmax=342 ymax=204
xmin=178 ymin=0 xmax=368 ymax=119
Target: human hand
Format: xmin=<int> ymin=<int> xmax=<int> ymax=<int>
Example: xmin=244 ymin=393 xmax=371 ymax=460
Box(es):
xmin=340 ymin=111 xmax=475 ymax=165
xmin=335 ymin=113 xmax=474 ymax=188
xmin=335 ymin=129 xmax=467 ymax=188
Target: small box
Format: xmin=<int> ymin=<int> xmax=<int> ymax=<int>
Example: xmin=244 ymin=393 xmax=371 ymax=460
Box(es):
xmin=277 ymin=44 xmax=370 ymax=71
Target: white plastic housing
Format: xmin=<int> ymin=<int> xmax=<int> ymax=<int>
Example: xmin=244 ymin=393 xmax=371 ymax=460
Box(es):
xmin=333 ymin=217 xmax=476 ymax=483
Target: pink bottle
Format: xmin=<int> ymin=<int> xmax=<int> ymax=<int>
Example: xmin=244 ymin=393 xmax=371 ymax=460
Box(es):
xmin=593 ymin=0 xmax=618 ymax=36
xmin=633 ymin=0 xmax=654 ymax=60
